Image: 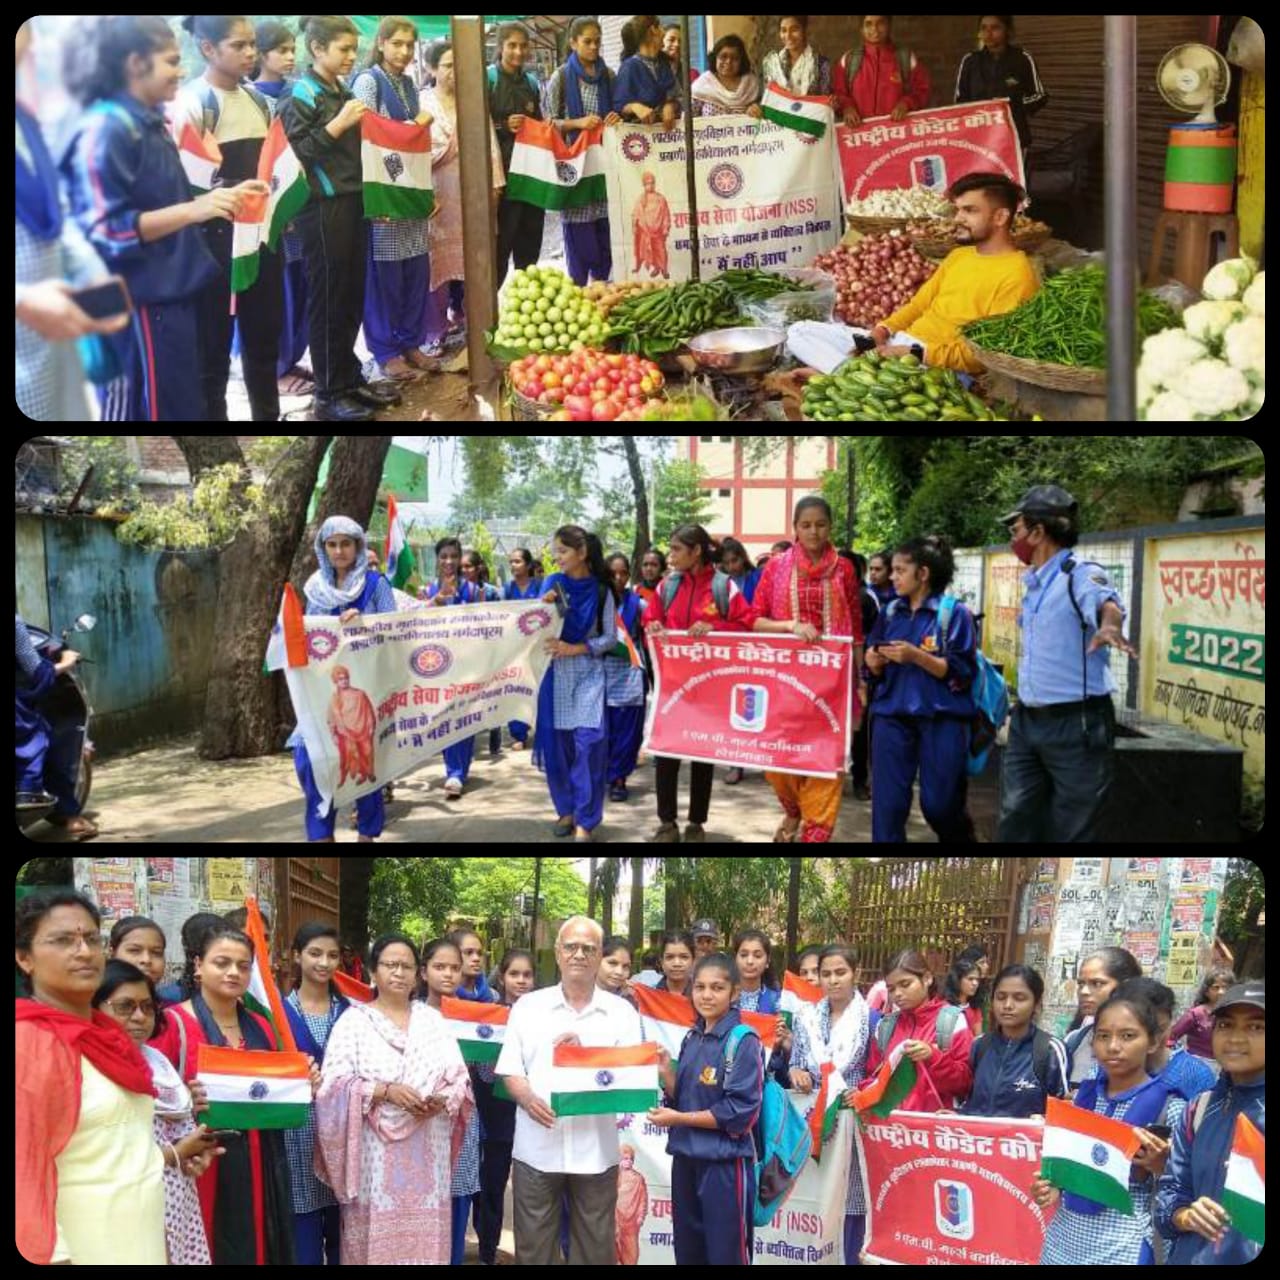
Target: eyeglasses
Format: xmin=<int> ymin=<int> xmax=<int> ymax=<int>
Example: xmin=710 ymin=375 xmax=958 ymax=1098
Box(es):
xmin=39 ymin=932 xmax=105 ymax=954
xmin=559 ymin=943 xmax=600 ymax=958
xmin=379 ymin=961 xmax=416 ymax=974
xmin=106 ymin=999 xmax=156 ymax=1019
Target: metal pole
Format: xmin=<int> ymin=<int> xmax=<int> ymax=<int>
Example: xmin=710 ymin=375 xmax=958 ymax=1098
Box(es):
xmin=453 ymin=18 xmax=498 ymax=397
xmin=1104 ymin=16 xmax=1138 ymax=422
xmin=679 ymin=16 xmax=700 ymax=281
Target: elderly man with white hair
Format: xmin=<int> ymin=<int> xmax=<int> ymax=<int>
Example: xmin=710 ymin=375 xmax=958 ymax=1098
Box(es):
xmin=496 ymin=915 xmax=645 ymax=1265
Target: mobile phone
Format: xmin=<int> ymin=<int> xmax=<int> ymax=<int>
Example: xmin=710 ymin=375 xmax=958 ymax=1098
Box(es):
xmin=68 ymin=275 xmax=132 ymax=322
xmin=1143 ymin=1124 xmax=1172 ymax=1143
xmin=206 ymin=1129 xmax=241 ymax=1141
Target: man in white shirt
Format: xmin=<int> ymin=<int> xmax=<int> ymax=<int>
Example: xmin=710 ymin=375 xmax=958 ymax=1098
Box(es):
xmin=496 ymin=915 xmax=645 ymax=1265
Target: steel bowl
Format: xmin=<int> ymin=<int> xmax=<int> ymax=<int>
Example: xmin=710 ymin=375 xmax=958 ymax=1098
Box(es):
xmin=686 ymin=326 xmax=786 ymax=374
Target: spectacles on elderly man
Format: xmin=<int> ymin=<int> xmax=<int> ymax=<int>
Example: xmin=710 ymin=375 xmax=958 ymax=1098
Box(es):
xmin=559 ymin=942 xmax=600 ymax=958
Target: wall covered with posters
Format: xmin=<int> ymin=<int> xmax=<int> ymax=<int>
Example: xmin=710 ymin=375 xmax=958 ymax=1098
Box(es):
xmin=1142 ymin=528 xmax=1265 ymax=782
xmin=74 ymin=857 xmax=275 ymax=985
xmin=1016 ymin=857 xmax=1230 ymax=1037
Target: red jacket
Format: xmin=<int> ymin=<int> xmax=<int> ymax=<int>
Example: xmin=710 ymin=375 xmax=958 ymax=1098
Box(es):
xmin=864 ymin=995 xmax=974 ymax=1111
xmin=834 ymin=42 xmax=931 ymax=120
xmin=642 ymin=564 xmax=757 ymax=633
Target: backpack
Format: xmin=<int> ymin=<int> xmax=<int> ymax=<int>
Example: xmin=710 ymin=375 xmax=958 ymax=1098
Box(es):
xmin=722 ymin=1024 xmax=813 ymax=1227
xmin=198 ymin=82 xmax=273 ymax=138
xmin=971 ymin=1026 xmax=1057 ymax=1098
xmin=661 ymin=570 xmax=734 ymax=622
xmin=487 ymin=63 xmax=543 ymax=101
xmin=875 ymin=1002 xmax=965 ymax=1057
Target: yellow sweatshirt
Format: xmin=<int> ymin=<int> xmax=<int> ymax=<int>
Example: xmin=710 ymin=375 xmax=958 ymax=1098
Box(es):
xmin=882 ymin=246 xmax=1040 ymax=374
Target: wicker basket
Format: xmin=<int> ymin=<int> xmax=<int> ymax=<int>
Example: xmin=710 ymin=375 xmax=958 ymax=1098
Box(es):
xmin=507 ymin=381 xmax=556 ymax=421
xmin=965 ymin=341 xmax=1107 ymax=396
xmin=845 ymin=214 xmax=913 ymax=235
xmin=911 ymin=227 xmax=1053 ymax=260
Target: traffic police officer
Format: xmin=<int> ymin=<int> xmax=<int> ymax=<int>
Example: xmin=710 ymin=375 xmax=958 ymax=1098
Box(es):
xmin=997 ymin=486 xmax=1138 ymax=842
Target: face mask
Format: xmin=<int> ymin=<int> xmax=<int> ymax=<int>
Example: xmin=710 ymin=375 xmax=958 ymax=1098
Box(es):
xmin=1012 ymin=535 xmax=1035 ymax=566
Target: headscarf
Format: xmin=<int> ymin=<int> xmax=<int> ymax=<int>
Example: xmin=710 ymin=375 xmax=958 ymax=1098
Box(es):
xmin=304 ymin=516 xmax=371 ymax=612
xmin=16 ymin=103 xmax=63 ymax=241
xmin=692 ymin=68 xmax=761 ymax=114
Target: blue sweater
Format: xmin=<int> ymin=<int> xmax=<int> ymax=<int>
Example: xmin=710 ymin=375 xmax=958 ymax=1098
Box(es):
xmin=960 ymin=1026 xmax=1069 ymax=1119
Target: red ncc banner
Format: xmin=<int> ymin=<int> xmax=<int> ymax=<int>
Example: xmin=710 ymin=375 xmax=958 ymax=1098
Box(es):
xmin=643 ymin=633 xmax=853 ymax=778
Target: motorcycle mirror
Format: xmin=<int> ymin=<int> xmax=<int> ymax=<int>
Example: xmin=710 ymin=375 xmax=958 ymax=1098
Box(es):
xmin=74 ymin=614 xmax=98 ymax=633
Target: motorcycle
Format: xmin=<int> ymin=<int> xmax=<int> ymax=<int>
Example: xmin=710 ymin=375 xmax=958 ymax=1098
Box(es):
xmin=16 ymin=613 xmax=97 ymax=833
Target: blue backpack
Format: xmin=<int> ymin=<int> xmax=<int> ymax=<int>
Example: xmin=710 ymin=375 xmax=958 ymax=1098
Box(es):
xmin=723 ymin=1024 xmax=813 ymax=1228
xmin=935 ymin=596 xmax=1009 ymax=777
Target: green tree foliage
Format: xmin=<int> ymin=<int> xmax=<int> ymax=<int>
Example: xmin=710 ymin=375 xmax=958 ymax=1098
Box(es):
xmin=652 ymin=459 xmax=716 ymax=546
xmin=452 ymin=858 xmax=588 ymax=927
xmin=117 ymin=462 xmax=270 ymax=550
xmin=58 ymin=436 xmax=140 ymax=510
xmin=368 ymin=856 xmax=464 ymax=940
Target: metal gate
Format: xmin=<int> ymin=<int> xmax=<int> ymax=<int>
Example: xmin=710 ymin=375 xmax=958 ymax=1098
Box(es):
xmin=272 ymin=857 xmax=341 ymax=959
xmin=845 ymin=857 xmax=1025 ymax=984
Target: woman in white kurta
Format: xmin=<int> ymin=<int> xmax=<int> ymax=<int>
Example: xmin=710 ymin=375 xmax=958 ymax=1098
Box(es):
xmin=314 ymin=936 xmax=473 ymax=1265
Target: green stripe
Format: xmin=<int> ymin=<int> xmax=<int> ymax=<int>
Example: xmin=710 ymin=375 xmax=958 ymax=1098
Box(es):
xmin=231 ymin=253 xmax=260 ymax=295
xmin=761 ymin=105 xmax=826 ymax=138
xmin=457 ymin=1039 xmax=502 ymax=1065
xmin=1165 ymin=147 xmax=1238 ymax=185
xmin=243 ymin=993 xmax=284 ymax=1048
xmin=203 ymin=1100 xmax=311 ymax=1131
xmin=506 ymin=172 xmax=607 ymax=212
xmin=868 ymin=1058 xmax=918 ymax=1118
xmin=1221 ymin=1188 xmax=1265 ymax=1246
xmin=551 ymin=1089 xmax=659 ymax=1117
xmin=267 ymin=179 xmax=310 ymax=251
xmin=363 ymin=184 xmax=435 ymax=220
xmin=1041 ymin=1156 xmax=1135 ymax=1215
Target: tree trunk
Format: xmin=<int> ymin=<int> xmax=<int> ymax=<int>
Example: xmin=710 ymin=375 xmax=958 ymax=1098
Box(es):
xmin=340 ymin=856 xmax=375 ymax=955
xmin=172 ymin=436 xmax=249 ymax=488
xmin=622 ymin=435 xmax=652 ymax=575
xmin=629 ymin=856 xmax=646 ymax=950
xmin=588 ymin=857 xmax=599 ymax=920
xmin=289 ymin=436 xmax=394 ymax=592
xmin=786 ymin=857 xmax=802 ymax=973
xmin=196 ymin=436 xmax=333 ymax=759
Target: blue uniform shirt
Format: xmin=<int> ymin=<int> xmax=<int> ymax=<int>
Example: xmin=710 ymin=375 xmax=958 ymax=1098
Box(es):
xmin=667 ymin=1010 xmax=763 ymax=1162
xmin=867 ymin=594 xmax=977 ymax=720
xmin=1017 ymin=549 xmax=1125 ymax=707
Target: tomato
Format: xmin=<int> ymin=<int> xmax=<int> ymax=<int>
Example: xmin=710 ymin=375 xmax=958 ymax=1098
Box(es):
xmin=605 ymin=354 xmax=626 ymax=370
xmin=548 ymin=409 xmax=572 ymax=421
xmin=626 ymin=381 xmax=643 ymax=399
xmin=546 ymin=387 xmax=566 ymax=405
xmin=592 ymin=399 xmax=620 ymax=421
xmin=639 ymin=377 xmax=655 ymax=396
xmin=522 ymin=380 xmax=542 ymax=400
xmin=534 ymin=355 xmax=553 ymax=374
xmin=573 ymin=380 xmax=592 ymax=397
xmin=594 ymin=378 xmax=612 ymax=395
xmin=564 ymin=395 xmax=594 ymax=421
xmin=543 ymin=372 xmax=562 ymax=390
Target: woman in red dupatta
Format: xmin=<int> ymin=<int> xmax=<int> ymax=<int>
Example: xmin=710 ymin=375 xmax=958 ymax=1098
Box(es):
xmin=752 ymin=496 xmax=865 ymax=842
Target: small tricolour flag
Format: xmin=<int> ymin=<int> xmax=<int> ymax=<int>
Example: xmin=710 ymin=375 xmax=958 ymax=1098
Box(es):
xmin=385 ymin=495 xmax=416 ymax=592
xmin=632 ymin=983 xmax=696 ymax=1062
xmin=550 ymin=1043 xmax=661 ymax=1117
xmin=507 ymin=118 xmax=606 ymax=212
xmin=780 ymin=970 xmax=823 ymax=1029
xmin=761 ymin=81 xmax=835 ymax=139
xmin=196 ymin=1043 xmax=311 ymax=1130
xmin=741 ymin=1009 xmax=777 ymax=1052
xmin=851 ymin=1041 xmax=917 ymax=1120
xmin=362 ymin=114 xmax=433 ymax=220
xmin=243 ymin=896 xmax=297 ymax=1053
xmin=1041 ymin=1095 xmax=1141 ymax=1216
xmin=333 ymin=970 xmax=375 ymax=1004
xmin=177 ymin=122 xmax=222 ymax=193
xmin=809 ymin=1062 xmax=845 ymax=1159
xmin=258 ymin=117 xmax=309 ymax=252
xmin=441 ymin=996 xmax=510 ymax=1064
xmin=231 ymin=189 xmax=267 ymax=293
xmin=264 ymin=582 xmax=308 ymax=674
xmin=1222 ymin=1112 xmax=1265 ymax=1246
xmin=613 ymin=617 xmax=644 ymax=669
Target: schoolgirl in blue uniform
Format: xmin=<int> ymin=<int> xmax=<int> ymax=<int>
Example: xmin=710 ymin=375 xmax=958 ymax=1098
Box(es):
xmin=419 ymin=536 xmax=483 ymax=799
xmin=605 ymin=554 xmax=646 ymax=803
xmin=61 ymin=16 xmax=261 ymax=421
xmin=865 ymin=535 xmax=978 ymax=843
xmin=252 ymin=20 xmax=310 ymax=386
xmin=179 ymin=16 xmax=284 ymax=422
xmin=291 ymin=516 xmax=397 ymax=842
xmin=279 ymin=15 xmax=400 ymax=422
xmin=651 ymin=953 xmax=764 ymax=1265
xmin=505 ymin=549 xmax=545 ymax=750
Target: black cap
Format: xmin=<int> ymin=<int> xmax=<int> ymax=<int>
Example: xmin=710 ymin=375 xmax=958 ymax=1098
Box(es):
xmin=1213 ymin=980 xmax=1265 ymax=1016
xmin=690 ymin=919 xmax=719 ymax=939
xmin=999 ymin=485 xmax=1079 ymax=527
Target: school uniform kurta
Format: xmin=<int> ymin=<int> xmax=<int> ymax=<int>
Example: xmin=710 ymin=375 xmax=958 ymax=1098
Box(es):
xmin=605 ymin=588 xmax=647 ymax=784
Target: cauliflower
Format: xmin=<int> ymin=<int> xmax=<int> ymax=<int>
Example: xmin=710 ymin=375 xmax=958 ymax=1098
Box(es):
xmin=1202 ymin=255 xmax=1258 ymax=301
xmin=1170 ymin=357 xmax=1252 ymax=417
xmin=1137 ymin=327 xmax=1208 ymax=389
xmin=1142 ymin=389 xmax=1198 ymax=421
xmin=1182 ymin=300 xmax=1246 ymax=348
xmin=1223 ymin=314 xmax=1265 ymax=380
xmin=1243 ymin=271 xmax=1264 ymax=318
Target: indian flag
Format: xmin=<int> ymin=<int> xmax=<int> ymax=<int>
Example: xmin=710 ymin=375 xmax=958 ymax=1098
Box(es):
xmin=231 ymin=189 xmax=267 ymax=294
xmin=333 ymin=970 xmax=374 ymax=1004
xmin=507 ymin=118 xmax=606 ymax=212
xmin=1222 ymin=1113 xmax=1265 ymax=1246
xmin=851 ymin=1041 xmax=917 ymax=1119
xmin=761 ymin=81 xmax=835 ymax=139
xmin=613 ymin=617 xmax=643 ymax=669
xmin=809 ymin=1062 xmax=845 ymax=1158
xmin=264 ymin=582 xmax=308 ymax=673
xmin=362 ymin=114 xmax=433 ymax=220
xmin=1041 ymin=1095 xmax=1141 ymax=1216
xmin=384 ymin=496 xmax=416 ymax=592
xmin=441 ymin=996 xmax=510 ymax=1064
xmin=242 ymin=896 xmax=297 ymax=1053
xmin=741 ymin=1009 xmax=777 ymax=1052
xmin=633 ymin=983 xmax=696 ymax=1062
xmin=177 ymin=121 xmax=222 ymax=193
xmin=550 ymin=1043 xmax=661 ymax=1117
xmin=258 ymin=117 xmax=309 ymax=252
xmin=197 ymin=1043 xmax=311 ymax=1130
xmin=780 ymin=970 xmax=823 ymax=1029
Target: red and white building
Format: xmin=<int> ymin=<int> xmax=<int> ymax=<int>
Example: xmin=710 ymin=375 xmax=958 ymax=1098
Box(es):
xmin=676 ymin=436 xmax=837 ymax=559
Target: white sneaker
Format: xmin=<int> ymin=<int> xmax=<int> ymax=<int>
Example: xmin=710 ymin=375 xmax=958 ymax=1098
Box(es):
xmin=444 ymin=778 xmax=463 ymax=799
